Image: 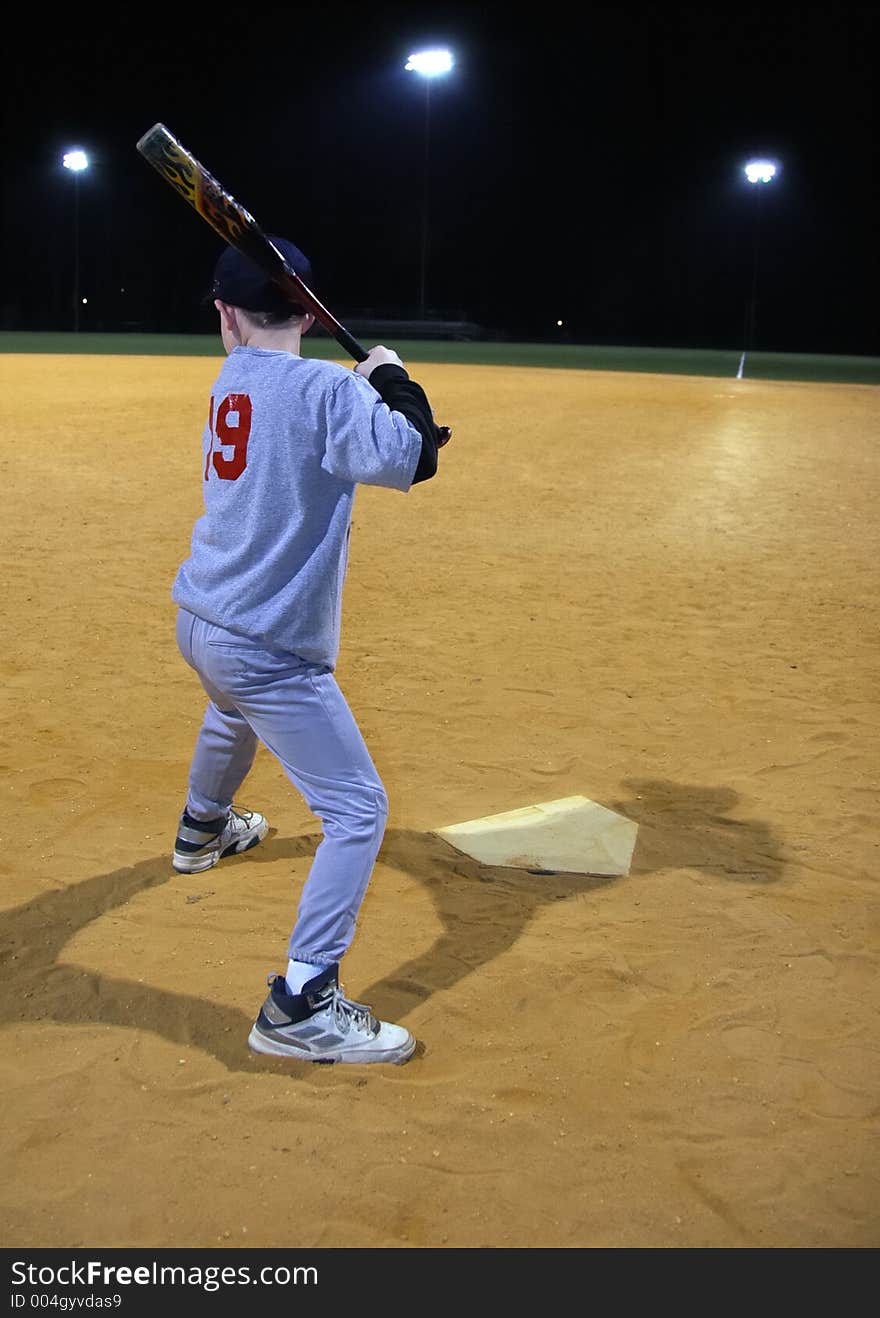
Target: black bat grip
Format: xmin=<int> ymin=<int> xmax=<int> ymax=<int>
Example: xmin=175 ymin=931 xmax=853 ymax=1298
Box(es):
xmin=335 ymin=326 xmax=369 ymax=363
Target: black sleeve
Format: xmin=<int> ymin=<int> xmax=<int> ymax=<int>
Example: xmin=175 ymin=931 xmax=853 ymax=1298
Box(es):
xmin=367 ymin=362 xmax=441 ymax=485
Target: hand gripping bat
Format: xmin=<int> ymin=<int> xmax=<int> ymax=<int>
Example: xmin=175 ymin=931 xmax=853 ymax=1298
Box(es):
xmin=136 ymin=123 xmax=451 ymax=445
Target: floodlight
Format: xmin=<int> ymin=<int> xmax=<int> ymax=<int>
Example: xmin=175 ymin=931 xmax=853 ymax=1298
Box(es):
xmin=405 ymin=49 xmax=454 ymax=77
xmin=63 ymin=150 xmax=89 ymax=172
xmin=404 ymin=48 xmax=456 ymax=315
xmin=744 ymin=159 xmax=777 ymax=184
xmin=62 ymin=149 xmax=90 ymax=331
xmin=738 ymin=157 xmax=782 ymax=371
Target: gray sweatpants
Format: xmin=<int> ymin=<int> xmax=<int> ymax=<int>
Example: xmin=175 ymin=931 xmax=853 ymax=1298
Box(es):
xmin=175 ymin=608 xmax=388 ymax=966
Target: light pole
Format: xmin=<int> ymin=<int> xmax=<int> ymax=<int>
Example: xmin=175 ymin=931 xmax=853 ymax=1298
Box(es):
xmin=62 ymin=149 xmax=89 ymax=332
xmin=404 ymin=48 xmax=454 ymax=318
xmin=738 ymin=157 xmax=779 ymax=377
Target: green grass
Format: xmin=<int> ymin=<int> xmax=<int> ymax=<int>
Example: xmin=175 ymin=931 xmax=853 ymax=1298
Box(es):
xmin=1 ymin=331 xmax=877 ymax=385
xmin=0 ymin=332 xmax=223 ymax=358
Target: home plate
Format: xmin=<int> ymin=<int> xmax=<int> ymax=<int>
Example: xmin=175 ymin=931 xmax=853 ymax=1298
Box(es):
xmin=433 ymin=795 xmax=638 ymax=876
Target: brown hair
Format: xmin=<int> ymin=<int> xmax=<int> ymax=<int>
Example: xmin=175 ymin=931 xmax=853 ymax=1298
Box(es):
xmin=238 ymin=305 xmax=306 ymax=330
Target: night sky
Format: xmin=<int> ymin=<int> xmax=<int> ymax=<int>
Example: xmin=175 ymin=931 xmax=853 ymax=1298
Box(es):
xmin=3 ymin=3 xmax=876 ymax=354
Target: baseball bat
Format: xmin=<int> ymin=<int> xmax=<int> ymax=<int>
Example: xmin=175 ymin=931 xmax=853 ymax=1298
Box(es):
xmin=136 ymin=123 xmax=451 ymax=444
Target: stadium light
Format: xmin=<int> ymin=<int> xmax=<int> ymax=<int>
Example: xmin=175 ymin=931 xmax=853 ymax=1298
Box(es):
xmin=405 ymin=49 xmax=454 ymax=77
xmin=62 ymin=149 xmax=90 ymax=332
xmin=405 ymin=48 xmax=455 ymax=317
xmin=62 ymin=150 xmax=89 ymax=173
xmin=744 ymin=159 xmax=778 ymax=184
xmin=738 ymin=156 xmax=780 ymax=377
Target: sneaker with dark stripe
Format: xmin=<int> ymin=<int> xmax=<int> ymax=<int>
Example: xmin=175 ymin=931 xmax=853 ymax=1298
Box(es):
xmin=172 ymin=805 xmax=269 ymax=873
xmin=248 ymin=966 xmax=416 ymax=1065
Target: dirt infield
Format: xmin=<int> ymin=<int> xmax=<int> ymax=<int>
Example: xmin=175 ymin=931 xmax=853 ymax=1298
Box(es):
xmin=2 ymin=353 xmax=878 ymax=1248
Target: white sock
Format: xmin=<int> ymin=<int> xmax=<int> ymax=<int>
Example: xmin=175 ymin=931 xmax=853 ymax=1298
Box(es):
xmin=286 ymin=959 xmax=324 ymax=995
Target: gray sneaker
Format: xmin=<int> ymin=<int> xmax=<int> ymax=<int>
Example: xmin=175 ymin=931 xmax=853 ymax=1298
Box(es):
xmin=248 ymin=966 xmax=416 ymax=1065
xmin=172 ymin=805 xmax=268 ymax=873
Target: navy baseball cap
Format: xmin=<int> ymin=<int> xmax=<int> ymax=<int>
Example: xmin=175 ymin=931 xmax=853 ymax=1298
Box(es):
xmin=210 ymin=236 xmax=313 ymax=315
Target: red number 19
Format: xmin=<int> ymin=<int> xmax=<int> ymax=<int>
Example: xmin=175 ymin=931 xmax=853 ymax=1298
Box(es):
xmin=205 ymin=393 xmax=253 ymax=481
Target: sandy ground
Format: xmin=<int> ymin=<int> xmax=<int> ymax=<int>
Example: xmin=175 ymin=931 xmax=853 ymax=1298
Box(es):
xmin=1 ymin=352 xmax=878 ymax=1250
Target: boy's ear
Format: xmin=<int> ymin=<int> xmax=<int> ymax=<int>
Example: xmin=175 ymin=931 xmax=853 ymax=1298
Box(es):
xmin=214 ymin=299 xmax=236 ymax=332
xmin=301 ymin=312 xmax=316 ymax=336
xmin=214 ymin=299 xmax=245 ymax=348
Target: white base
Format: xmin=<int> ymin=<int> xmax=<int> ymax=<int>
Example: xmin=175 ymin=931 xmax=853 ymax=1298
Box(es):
xmin=433 ymin=795 xmax=638 ymax=876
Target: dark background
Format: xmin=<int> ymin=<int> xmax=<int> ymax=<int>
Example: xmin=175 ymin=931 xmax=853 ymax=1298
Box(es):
xmin=2 ymin=2 xmax=876 ymax=353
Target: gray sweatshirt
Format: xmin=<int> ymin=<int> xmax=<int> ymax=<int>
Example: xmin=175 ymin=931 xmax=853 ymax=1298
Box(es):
xmin=172 ymin=346 xmax=424 ymax=668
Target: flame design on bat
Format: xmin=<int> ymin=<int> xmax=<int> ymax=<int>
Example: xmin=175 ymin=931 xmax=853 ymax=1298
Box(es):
xmin=137 ymin=125 xmax=270 ymax=274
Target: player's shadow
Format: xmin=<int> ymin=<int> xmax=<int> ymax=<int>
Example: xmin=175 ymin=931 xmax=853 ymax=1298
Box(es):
xmin=0 ymin=778 xmax=786 ymax=1072
xmin=609 ymin=777 xmax=787 ymax=885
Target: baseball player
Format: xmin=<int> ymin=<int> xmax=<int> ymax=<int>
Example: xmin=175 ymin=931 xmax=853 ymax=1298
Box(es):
xmin=171 ymin=237 xmax=447 ymax=1065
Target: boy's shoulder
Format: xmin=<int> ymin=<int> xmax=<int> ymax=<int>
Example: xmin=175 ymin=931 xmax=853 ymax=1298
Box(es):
xmin=292 ymin=355 xmax=360 ymax=387
xmin=218 ymin=347 xmax=362 ymax=392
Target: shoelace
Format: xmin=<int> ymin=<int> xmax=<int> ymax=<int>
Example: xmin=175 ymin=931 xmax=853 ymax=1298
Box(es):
xmin=329 ymin=987 xmax=379 ymax=1037
xmin=228 ymin=807 xmax=254 ymax=830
